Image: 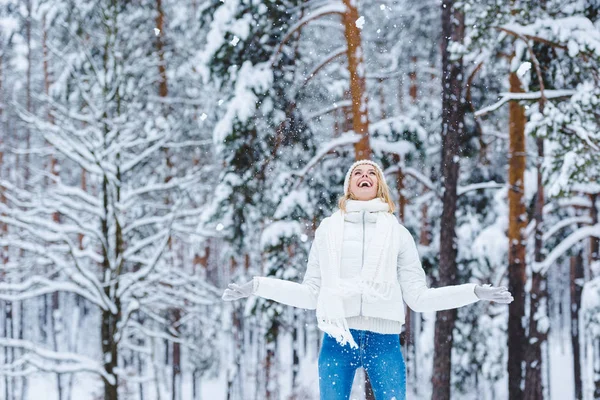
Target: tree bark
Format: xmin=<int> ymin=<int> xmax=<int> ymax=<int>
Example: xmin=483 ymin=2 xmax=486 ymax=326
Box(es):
xmin=156 ymin=0 xmax=168 ymax=99
xmin=409 ymin=56 xmax=418 ymax=104
xmin=265 ymin=320 xmax=280 ymax=400
xmin=171 ymin=309 xmax=181 ymax=400
xmin=431 ymin=2 xmax=464 ymax=400
xmin=524 ymin=139 xmax=548 ymax=400
xmin=570 ymin=253 xmax=584 ymax=399
xmin=342 ymin=0 xmax=370 ymax=160
xmin=507 ymin=69 xmax=527 ymax=400
xmin=24 ymin=0 xmax=32 ymax=185
xmin=590 ymin=193 xmax=599 ymax=268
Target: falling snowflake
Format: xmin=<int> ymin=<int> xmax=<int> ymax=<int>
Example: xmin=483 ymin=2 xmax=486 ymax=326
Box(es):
xmin=154 ymin=28 xmax=160 ymax=36
xmin=230 ymin=36 xmax=240 ymax=46
xmin=517 ymin=62 xmax=532 ymax=77
xmin=355 ymin=16 xmax=365 ymax=29
xmin=200 ymin=113 xmax=208 ymax=121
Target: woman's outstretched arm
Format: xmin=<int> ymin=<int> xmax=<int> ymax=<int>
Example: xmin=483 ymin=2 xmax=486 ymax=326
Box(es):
xmin=251 ymin=241 xmax=321 ymax=310
xmin=222 ymin=224 xmax=322 ymax=309
xmin=397 ymin=227 xmax=480 ymax=313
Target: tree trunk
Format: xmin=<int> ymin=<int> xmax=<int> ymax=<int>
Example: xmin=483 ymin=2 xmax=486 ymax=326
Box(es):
xmin=4 ymin=301 xmax=13 ymax=400
xmin=342 ymin=0 xmax=370 ymax=160
xmin=24 ymin=0 xmax=32 ymax=185
xmin=524 ymin=138 xmax=548 ymax=400
xmin=595 ymin=338 xmax=600 ymax=399
xmin=101 ymin=308 xmax=119 ymax=400
xmin=171 ymin=309 xmax=181 ymax=400
xmin=590 ymin=193 xmax=599 ymax=268
xmin=265 ymin=320 xmax=280 ymax=400
xmin=570 ymin=253 xmax=584 ymax=399
xmin=101 ymin=168 xmax=120 ymax=400
xmin=393 ymin=155 xmax=406 ymax=222
xmin=431 ymin=2 xmax=464 ymax=399
xmin=507 ymin=69 xmax=527 ymax=400
xmin=292 ymin=311 xmax=299 ymax=390
xmin=409 ymin=56 xmax=418 ymax=104
xmin=156 ymin=0 xmax=168 ymax=99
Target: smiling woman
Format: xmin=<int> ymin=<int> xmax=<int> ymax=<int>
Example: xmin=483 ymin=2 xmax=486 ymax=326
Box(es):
xmin=222 ymin=159 xmax=513 ymax=400
xmin=338 ymin=160 xmax=396 ymax=212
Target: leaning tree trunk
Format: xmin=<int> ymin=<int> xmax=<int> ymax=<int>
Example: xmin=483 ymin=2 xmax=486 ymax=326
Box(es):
xmin=524 ymin=137 xmax=548 ymax=400
xmin=507 ymin=69 xmax=528 ymax=400
xmin=342 ymin=0 xmax=370 ymax=160
xmin=431 ymin=2 xmax=465 ymax=400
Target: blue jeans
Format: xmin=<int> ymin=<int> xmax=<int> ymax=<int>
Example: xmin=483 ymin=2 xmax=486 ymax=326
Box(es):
xmin=318 ymin=329 xmax=406 ymax=400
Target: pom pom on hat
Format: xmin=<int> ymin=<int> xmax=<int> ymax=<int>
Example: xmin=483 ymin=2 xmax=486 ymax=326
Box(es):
xmin=343 ymin=160 xmax=386 ymax=195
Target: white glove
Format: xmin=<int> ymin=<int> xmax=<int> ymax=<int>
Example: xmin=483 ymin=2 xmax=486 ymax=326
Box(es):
xmin=222 ymin=279 xmax=255 ymax=301
xmin=474 ymin=284 xmax=514 ymax=303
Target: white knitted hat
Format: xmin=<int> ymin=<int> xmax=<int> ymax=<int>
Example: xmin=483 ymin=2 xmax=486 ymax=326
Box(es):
xmin=343 ymin=160 xmax=386 ymax=195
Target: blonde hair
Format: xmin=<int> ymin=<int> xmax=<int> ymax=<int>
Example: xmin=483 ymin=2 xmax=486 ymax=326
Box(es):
xmin=337 ymin=164 xmax=396 ymax=213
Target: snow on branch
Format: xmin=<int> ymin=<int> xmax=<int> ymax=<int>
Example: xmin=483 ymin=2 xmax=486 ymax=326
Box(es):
xmin=533 ymin=224 xmax=600 ymax=274
xmin=127 ymin=320 xmax=202 ymax=353
xmin=0 ymin=276 xmax=104 ymax=309
xmin=475 ymin=89 xmax=576 ymax=117
xmin=119 ymin=173 xmax=201 ymax=209
xmin=118 ymin=227 xmax=173 ymax=298
xmin=0 ymin=238 xmax=113 ymax=310
xmin=371 ymin=138 xmax=415 ymax=158
xmin=499 ymin=17 xmax=600 ymax=60
xmin=457 ymin=181 xmax=505 ymax=196
xmin=213 ymin=62 xmax=273 ymax=150
xmin=120 ymin=135 xmax=169 ymax=174
xmin=0 ymin=338 xmax=114 ymax=384
xmin=542 ymin=215 xmax=593 ymax=242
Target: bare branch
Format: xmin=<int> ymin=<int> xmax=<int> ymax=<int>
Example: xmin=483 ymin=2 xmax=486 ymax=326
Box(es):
xmin=475 ymin=89 xmax=576 ymax=117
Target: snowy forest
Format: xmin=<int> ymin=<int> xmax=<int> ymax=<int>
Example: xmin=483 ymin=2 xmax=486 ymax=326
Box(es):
xmin=0 ymin=0 xmax=599 ymax=399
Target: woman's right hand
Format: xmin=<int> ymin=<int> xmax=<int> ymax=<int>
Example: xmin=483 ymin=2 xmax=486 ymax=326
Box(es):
xmin=222 ymin=279 xmax=256 ymax=301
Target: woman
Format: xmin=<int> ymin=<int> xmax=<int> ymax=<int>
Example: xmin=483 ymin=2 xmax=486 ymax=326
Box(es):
xmin=222 ymin=159 xmax=513 ymax=400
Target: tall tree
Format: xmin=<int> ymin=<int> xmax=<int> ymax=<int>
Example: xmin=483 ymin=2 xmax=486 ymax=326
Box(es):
xmin=431 ymin=1 xmax=464 ymax=399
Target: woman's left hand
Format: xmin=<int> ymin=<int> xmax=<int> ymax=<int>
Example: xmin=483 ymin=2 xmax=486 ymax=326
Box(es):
xmin=474 ymin=284 xmax=514 ymax=303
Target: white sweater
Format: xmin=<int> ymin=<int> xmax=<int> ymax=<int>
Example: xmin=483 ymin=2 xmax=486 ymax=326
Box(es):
xmin=255 ymin=201 xmax=479 ymax=334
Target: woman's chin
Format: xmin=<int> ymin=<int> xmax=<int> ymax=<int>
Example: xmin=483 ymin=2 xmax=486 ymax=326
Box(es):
xmin=354 ymin=193 xmax=377 ymax=201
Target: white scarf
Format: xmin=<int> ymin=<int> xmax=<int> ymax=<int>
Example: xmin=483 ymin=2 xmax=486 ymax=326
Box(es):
xmin=316 ymin=198 xmax=400 ymax=348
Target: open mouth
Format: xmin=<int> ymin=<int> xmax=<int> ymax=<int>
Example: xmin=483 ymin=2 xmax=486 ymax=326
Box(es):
xmin=358 ymin=180 xmax=372 ymax=188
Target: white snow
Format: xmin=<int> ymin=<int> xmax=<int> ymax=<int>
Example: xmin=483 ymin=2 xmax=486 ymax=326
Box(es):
xmin=355 ymin=16 xmax=365 ymax=30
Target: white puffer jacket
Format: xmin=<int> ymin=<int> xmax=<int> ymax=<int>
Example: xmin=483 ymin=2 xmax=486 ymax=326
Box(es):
xmin=255 ymin=199 xmax=479 ymax=334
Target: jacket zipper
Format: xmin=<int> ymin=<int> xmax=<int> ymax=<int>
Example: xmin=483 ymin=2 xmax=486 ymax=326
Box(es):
xmin=360 ymin=210 xmax=365 ymax=317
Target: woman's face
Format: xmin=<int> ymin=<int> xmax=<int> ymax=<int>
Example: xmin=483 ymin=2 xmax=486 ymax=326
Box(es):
xmin=349 ymin=165 xmax=379 ymax=201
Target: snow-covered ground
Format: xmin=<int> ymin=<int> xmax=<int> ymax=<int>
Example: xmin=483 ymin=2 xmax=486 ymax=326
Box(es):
xmin=11 ymin=326 xmax=578 ymax=400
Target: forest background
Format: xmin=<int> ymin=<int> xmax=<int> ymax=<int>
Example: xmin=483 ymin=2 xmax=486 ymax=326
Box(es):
xmin=0 ymin=0 xmax=599 ymax=399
